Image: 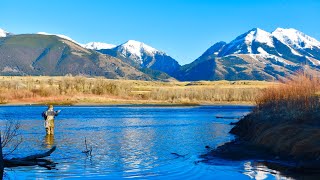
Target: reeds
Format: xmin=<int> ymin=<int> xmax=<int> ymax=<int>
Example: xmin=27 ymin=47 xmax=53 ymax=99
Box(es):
xmin=255 ymin=73 xmax=320 ymax=112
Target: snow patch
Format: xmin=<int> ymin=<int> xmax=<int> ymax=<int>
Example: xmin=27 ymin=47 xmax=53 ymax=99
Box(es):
xmin=257 ymin=47 xmax=268 ymax=55
xmin=117 ymin=40 xmax=164 ymax=63
xmin=0 ymin=28 xmax=10 ymax=37
xmin=306 ymin=56 xmax=320 ymax=66
xmin=225 ymin=28 xmax=275 ymax=55
xmin=37 ymin=32 xmax=80 ymax=45
xmin=254 ymin=28 xmax=274 ymax=47
xmin=245 ymin=28 xmax=275 ymax=53
xmin=83 ymin=42 xmax=116 ymax=50
xmin=272 ymin=28 xmax=320 ymax=49
xmin=2 ymin=66 xmax=19 ymax=73
xmin=259 ymin=53 xmax=294 ymax=66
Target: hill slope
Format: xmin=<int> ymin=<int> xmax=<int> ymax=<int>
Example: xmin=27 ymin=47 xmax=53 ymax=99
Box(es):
xmin=0 ymin=34 xmax=150 ymax=80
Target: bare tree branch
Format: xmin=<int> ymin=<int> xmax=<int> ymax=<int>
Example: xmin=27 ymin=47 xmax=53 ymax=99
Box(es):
xmin=1 ymin=120 xmax=22 ymax=157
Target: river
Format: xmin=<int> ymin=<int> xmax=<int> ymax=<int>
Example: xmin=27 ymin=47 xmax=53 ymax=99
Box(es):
xmin=0 ymin=105 xmax=288 ymax=179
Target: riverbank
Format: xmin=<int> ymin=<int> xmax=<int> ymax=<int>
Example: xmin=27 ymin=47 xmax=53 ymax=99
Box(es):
xmin=203 ymin=74 xmax=320 ymax=175
xmin=0 ymin=76 xmax=274 ymax=105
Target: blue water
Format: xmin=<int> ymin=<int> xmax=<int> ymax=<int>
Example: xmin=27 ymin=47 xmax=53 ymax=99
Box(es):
xmin=0 ymin=105 xmax=287 ymax=179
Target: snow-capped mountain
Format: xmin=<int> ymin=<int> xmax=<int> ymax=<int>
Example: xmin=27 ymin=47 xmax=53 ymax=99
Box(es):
xmin=98 ymin=40 xmax=180 ymax=76
xmin=218 ymin=28 xmax=278 ymax=56
xmin=115 ymin=40 xmax=164 ymax=64
xmin=272 ymin=28 xmax=320 ymax=50
xmin=2 ymin=26 xmax=320 ymax=81
xmin=83 ymin=42 xmax=116 ymax=50
xmin=0 ymin=28 xmax=11 ymax=37
xmin=177 ymin=27 xmax=320 ymax=81
xmin=216 ymin=28 xmax=320 ymax=59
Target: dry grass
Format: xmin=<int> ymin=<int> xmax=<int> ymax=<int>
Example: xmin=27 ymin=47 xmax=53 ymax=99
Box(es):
xmin=255 ymin=73 xmax=320 ymax=113
xmin=231 ymin=73 xmax=320 ymax=160
xmin=0 ymin=76 xmax=274 ymax=105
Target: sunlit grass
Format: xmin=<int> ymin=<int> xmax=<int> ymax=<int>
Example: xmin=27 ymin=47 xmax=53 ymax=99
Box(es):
xmin=0 ymin=76 xmax=274 ymax=105
xmin=255 ymin=73 xmax=320 ymax=113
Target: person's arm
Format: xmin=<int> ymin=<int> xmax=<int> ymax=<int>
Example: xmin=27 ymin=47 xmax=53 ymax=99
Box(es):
xmin=54 ymin=110 xmax=61 ymax=116
xmin=42 ymin=111 xmax=47 ymax=119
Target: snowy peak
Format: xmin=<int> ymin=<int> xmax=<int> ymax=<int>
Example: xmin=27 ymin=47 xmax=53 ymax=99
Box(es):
xmin=0 ymin=28 xmax=10 ymax=37
xmin=117 ymin=40 xmax=164 ymax=61
xmin=218 ymin=27 xmax=320 ymax=57
xmin=83 ymin=42 xmax=116 ymax=50
xmin=248 ymin=28 xmax=274 ymax=47
xmin=99 ymin=39 xmax=180 ymax=76
xmin=272 ymin=28 xmax=320 ymax=49
xmin=220 ymin=28 xmax=275 ymax=56
xmin=232 ymin=28 xmax=274 ymax=47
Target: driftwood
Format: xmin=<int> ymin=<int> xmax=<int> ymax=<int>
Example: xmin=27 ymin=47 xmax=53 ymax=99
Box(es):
xmin=3 ymin=146 xmax=57 ymax=170
xmin=215 ymin=116 xmax=240 ymax=120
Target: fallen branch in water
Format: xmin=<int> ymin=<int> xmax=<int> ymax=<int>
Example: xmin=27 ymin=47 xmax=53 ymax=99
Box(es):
xmin=82 ymin=137 xmax=92 ymax=156
xmin=215 ymin=116 xmax=241 ymax=120
xmin=3 ymin=146 xmax=57 ymax=170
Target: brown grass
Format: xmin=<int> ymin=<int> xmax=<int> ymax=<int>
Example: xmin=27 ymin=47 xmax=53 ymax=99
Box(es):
xmin=0 ymin=76 xmax=274 ymax=105
xmin=255 ymin=73 xmax=320 ymax=113
xmin=231 ymin=73 xmax=320 ymax=160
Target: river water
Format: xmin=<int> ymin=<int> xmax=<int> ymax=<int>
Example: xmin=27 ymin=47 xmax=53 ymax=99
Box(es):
xmin=0 ymin=105 xmax=289 ymax=179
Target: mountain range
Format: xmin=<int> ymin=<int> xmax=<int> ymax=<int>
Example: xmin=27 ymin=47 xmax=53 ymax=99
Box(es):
xmin=177 ymin=28 xmax=320 ymax=81
xmin=1 ymin=27 xmax=320 ymax=81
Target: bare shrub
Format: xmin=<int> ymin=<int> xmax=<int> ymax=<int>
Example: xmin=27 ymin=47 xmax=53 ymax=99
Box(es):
xmin=1 ymin=120 xmax=22 ymax=158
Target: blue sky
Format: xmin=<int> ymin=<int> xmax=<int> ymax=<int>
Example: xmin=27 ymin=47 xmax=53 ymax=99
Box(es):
xmin=1 ymin=0 xmax=319 ymax=65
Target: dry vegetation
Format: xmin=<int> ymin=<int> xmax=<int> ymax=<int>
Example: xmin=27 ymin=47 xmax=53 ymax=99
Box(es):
xmin=231 ymin=73 xmax=320 ymax=160
xmin=256 ymin=74 xmax=320 ymax=113
xmin=0 ymin=76 xmax=274 ymax=105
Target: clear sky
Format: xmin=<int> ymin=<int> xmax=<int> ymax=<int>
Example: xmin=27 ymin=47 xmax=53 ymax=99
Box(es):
xmin=1 ymin=0 xmax=319 ymax=65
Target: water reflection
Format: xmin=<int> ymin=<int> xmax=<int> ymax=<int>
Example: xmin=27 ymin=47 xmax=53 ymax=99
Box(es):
xmin=1 ymin=105 xmax=259 ymax=179
xmin=243 ymin=161 xmax=293 ymax=180
xmin=44 ymin=135 xmax=55 ymax=149
xmin=120 ymin=118 xmax=157 ymax=174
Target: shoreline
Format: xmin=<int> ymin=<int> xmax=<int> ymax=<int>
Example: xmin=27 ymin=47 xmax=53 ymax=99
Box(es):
xmin=0 ymin=101 xmax=255 ymax=106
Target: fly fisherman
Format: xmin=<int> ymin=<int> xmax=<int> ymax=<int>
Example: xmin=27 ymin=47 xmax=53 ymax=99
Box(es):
xmin=42 ymin=105 xmax=61 ymax=135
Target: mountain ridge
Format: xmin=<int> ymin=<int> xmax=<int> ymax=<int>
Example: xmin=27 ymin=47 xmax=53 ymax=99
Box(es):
xmin=98 ymin=40 xmax=181 ymax=76
xmin=1 ymin=27 xmax=320 ymax=81
xmin=0 ymin=33 xmax=152 ymax=80
xmin=177 ymin=27 xmax=320 ymax=81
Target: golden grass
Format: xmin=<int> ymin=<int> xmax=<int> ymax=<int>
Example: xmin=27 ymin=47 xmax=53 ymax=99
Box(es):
xmin=0 ymin=76 xmax=274 ymax=105
xmin=255 ymin=73 xmax=320 ymax=113
xmin=231 ymin=73 xmax=320 ymax=160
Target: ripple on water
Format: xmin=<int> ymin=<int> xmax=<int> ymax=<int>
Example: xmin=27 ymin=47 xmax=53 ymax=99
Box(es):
xmin=0 ymin=105 xmax=291 ymax=179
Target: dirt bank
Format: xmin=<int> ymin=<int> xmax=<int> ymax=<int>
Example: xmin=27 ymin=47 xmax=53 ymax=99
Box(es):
xmin=203 ymin=74 xmax=320 ymax=174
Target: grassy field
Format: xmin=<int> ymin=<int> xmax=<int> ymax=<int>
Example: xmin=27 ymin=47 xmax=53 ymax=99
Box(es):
xmin=0 ymin=76 xmax=275 ymax=105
